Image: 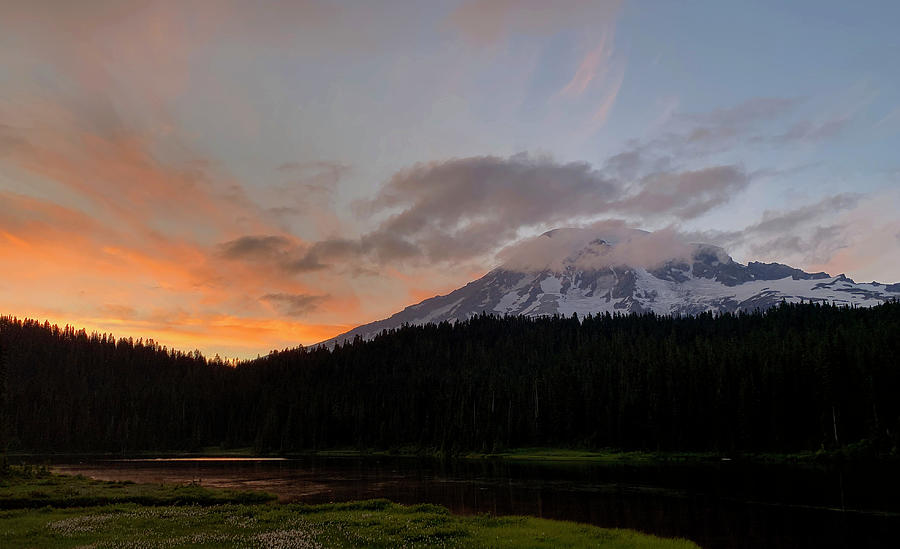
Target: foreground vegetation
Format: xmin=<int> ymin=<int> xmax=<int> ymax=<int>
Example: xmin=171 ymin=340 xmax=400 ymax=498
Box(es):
xmin=0 ymin=468 xmax=698 ymax=549
xmin=3 ymin=301 xmax=900 ymax=455
xmin=0 ymin=465 xmax=274 ymax=509
xmin=1 ymin=502 xmax=700 ymax=549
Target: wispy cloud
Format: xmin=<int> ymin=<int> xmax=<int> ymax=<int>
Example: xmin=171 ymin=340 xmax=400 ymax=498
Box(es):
xmin=556 ymin=28 xmax=625 ymax=132
xmin=260 ymin=293 xmax=329 ymax=317
xmin=561 ymin=32 xmax=615 ymax=97
xmin=449 ymin=0 xmax=621 ymax=45
xmin=590 ymin=67 xmax=625 ymax=128
xmin=692 ymin=192 xmax=900 ymax=275
xmin=874 ymin=106 xmax=900 ymax=128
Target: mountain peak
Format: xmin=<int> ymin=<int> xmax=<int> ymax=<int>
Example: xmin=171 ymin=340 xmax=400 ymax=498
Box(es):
xmin=322 ymin=229 xmax=899 ymax=346
xmin=499 ymin=226 xmax=688 ymax=274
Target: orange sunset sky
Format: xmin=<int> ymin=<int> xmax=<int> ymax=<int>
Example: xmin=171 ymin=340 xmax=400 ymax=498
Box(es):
xmin=2 ymin=1 xmax=899 ymax=358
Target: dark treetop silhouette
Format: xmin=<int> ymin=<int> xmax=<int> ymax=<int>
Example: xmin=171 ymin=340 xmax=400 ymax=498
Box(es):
xmin=1 ymin=301 xmax=899 ymax=455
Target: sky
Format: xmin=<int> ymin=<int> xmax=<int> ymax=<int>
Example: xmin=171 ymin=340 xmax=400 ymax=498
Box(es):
xmin=1 ymin=0 xmax=899 ymax=358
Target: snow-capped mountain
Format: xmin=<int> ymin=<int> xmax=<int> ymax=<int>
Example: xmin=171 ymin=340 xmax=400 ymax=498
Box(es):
xmin=323 ymin=228 xmax=900 ymax=345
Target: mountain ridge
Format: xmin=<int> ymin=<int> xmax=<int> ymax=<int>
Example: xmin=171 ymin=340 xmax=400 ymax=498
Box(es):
xmin=321 ymin=229 xmax=899 ymax=346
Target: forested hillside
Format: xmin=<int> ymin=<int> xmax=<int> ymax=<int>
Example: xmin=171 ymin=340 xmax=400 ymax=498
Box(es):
xmin=2 ymin=302 xmax=899 ymax=454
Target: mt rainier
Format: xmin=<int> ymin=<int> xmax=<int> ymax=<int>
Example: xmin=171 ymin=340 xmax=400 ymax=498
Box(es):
xmin=324 ymin=227 xmax=900 ymax=345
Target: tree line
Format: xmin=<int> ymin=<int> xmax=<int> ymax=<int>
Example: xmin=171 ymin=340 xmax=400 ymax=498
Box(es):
xmin=1 ymin=301 xmax=899 ymax=455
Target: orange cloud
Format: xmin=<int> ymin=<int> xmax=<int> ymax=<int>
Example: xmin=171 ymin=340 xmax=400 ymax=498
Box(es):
xmin=561 ymin=33 xmax=615 ymax=97
xmin=0 ymin=0 xmax=647 ymax=359
xmin=0 ymin=120 xmax=369 ymax=357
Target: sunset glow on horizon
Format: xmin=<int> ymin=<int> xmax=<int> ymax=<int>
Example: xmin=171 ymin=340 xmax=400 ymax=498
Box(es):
xmin=2 ymin=0 xmax=900 ymax=358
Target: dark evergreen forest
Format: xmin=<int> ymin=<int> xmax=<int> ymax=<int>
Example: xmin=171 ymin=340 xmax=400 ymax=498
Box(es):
xmin=1 ymin=301 xmax=899 ymax=455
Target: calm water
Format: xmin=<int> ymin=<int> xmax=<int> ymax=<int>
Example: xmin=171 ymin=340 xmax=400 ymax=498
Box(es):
xmin=50 ymin=456 xmax=900 ymax=549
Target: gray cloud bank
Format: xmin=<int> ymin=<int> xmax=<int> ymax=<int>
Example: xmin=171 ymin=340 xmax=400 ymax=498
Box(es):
xmin=218 ymin=95 xmax=877 ymax=283
xmin=697 ymin=193 xmax=863 ymax=265
xmin=219 ymin=152 xmax=752 ymax=275
xmin=358 ymin=153 xmax=749 ymax=263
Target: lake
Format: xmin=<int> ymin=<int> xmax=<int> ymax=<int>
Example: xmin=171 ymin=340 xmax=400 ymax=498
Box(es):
xmin=50 ymin=456 xmax=900 ymax=548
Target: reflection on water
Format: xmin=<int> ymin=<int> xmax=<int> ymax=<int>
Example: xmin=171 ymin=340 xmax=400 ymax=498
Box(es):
xmin=115 ymin=457 xmax=288 ymax=462
xmin=51 ymin=456 xmax=900 ymax=549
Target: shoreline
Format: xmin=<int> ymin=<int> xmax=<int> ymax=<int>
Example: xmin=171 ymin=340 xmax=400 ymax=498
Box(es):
xmin=9 ymin=444 xmax=895 ymax=466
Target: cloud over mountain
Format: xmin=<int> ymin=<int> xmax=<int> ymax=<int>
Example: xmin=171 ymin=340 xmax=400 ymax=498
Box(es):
xmin=261 ymin=154 xmax=752 ymax=270
xmin=497 ymin=223 xmax=693 ymax=273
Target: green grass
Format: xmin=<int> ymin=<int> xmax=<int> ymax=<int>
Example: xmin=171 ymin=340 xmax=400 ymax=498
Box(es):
xmin=0 ymin=467 xmax=699 ymax=548
xmin=0 ymin=465 xmax=275 ymax=509
xmin=0 ymin=500 xmax=699 ymax=549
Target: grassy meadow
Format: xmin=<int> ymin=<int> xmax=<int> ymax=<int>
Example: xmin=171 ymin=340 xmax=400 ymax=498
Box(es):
xmin=0 ymin=466 xmax=699 ymax=549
